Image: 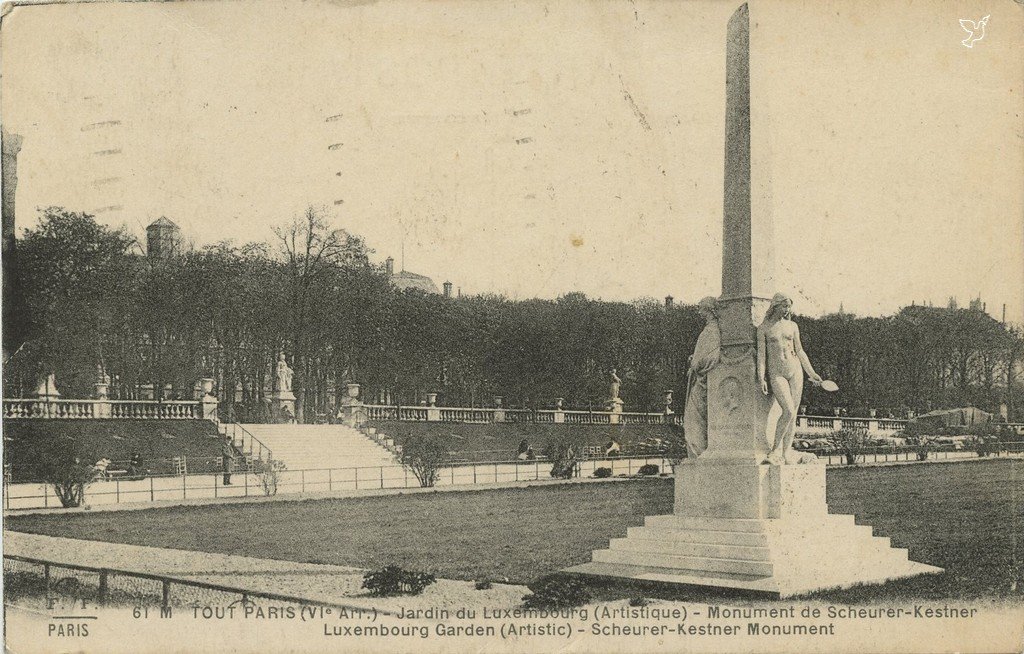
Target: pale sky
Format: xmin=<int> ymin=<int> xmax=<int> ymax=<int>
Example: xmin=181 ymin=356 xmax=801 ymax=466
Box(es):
xmin=2 ymin=0 xmax=1022 ymax=321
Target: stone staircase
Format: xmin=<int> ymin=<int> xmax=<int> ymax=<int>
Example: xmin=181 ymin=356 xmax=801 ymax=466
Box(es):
xmin=569 ymin=511 xmax=939 ymax=597
xmin=237 ymin=424 xmax=398 ymax=471
xmin=568 ymin=464 xmax=941 ymax=597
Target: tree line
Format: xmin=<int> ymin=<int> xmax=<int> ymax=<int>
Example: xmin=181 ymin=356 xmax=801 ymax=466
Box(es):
xmin=4 ymin=207 xmax=1022 ymax=422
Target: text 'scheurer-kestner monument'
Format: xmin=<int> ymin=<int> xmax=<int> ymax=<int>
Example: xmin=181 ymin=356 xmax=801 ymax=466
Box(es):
xmin=566 ymin=3 xmax=941 ymax=597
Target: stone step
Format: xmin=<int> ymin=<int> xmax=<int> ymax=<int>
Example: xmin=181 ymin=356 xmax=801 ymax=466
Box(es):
xmin=645 ymin=515 xmax=766 ymax=533
xmin=872 ymin=542 xmax=907 ymax=560
xmin=593 ymin=548 xmax=774 ymax=577
xmin=626 ymin=526 xmax=769 ymax=547
xmin=270 ymin=448 xmax=391 ymax=453
xmin=609 ymin=537 xmax=771 ymax=562
xmin=234 ymin=423 xmax=399 ymax=472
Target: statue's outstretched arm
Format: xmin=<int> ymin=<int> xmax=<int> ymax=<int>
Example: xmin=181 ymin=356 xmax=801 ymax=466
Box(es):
xmin=794 ymin=324 xmax=823 ymax=384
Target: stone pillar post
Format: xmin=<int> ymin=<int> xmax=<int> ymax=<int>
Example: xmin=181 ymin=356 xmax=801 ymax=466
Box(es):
xmin=200 ymin=378 xmax=218 ymax=421
xmin=426 ymin=393 xmax=440 ymax=421
xmin=493 ymin=396 xmax=506 ymax=423
xmin=339 ymin=383 xmax=366 ymax=427
xmin=93 ymin=385 xmax=111 ymax=418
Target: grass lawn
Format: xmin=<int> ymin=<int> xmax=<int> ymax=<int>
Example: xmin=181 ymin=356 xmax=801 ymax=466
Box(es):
xmin=6 ymin=459 xmax=1022 ymax=602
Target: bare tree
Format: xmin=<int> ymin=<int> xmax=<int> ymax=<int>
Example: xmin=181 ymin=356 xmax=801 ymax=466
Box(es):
xmin=273 ymin=206 xmax=370 ymax=421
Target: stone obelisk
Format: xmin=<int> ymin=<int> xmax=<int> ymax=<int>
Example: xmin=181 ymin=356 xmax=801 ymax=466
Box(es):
xmin=567 ymin=3 xmax=940 ymax=597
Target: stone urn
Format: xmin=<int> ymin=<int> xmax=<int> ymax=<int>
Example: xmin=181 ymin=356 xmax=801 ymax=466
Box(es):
xmin=554 ymin=397 xmax=564 ymax=410
xmin=346 ymin=383 xmax=361 ymax=400
xmin=426 ymin=392 xmax=438 ymax=407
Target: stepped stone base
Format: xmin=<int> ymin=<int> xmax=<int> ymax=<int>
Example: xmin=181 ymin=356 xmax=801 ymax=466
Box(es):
xmin=566 ymin=463 xmax=941 ymax=598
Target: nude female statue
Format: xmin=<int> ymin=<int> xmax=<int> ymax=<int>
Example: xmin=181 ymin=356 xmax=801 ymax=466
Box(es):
xmin=757 ymin=293 xmax=822 ymax=465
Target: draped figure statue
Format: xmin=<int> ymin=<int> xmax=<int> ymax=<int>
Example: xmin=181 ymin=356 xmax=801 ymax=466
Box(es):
xmin=683 ymin=297 xmax=721 ymax=460
xmin=276 ymin=352 xmax=293 ymax=393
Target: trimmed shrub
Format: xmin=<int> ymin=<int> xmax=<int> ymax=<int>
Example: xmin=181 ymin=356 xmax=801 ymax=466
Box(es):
xmin=522 ymin=575 xmax=591 ymax=609
xmin=827 ymin=427 xmax=871 ymax=465
xmin=362 ymin=566 xmax=436 ymax=597
xmin=253 ymin=458 xmax=286 ymax=496
xmin=636 ymin=464 xmax=659 ymax=476
xmin=399 ymin=433 xmax=454 ymax=488
xmin=904 ymin=435 xmax=937 ymax=461
xmin=593 ymin=467 xmax=612 ymax=478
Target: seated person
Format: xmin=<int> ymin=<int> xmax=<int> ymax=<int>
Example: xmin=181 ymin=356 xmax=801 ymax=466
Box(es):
xmin=516 ymin=438 xmax=530 ymax=460
xmin=93 ymin=457 xmax=112 ymax=480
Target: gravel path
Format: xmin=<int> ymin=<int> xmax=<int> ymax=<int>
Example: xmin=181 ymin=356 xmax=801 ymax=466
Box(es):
xmin=4 ymin=530 xmax=527 ymax=613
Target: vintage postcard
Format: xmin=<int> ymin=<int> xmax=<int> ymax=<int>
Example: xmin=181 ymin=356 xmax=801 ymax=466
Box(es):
xmin=1 ymin=0 xmax=1022 ymax=652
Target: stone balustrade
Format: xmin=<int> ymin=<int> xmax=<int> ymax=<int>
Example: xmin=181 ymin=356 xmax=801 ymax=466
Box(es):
xmin=438 ymin=407 xmax=498 ymax=423
xmin=3 ymin=398 xmax=212 ymax=421
xmin=360 ymin=404 xmax=681 ymax=426
xmin=358 ymin=403 xmax=929 ymax=435
xmin=795 ymin=415 xmax=909 ymax=436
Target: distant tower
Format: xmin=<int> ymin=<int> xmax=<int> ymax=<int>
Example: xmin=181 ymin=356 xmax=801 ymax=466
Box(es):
xmin=443 ymin=281 xmax=453 ymax=298
xmin=385 ymin=256 xmax=395 ymax=276
xmin=2 ymin=129 xmax=23 ymax=360
xmin=664 ymin=295 xmax=674 ymax=309
xmin=2 ymin=129 xmax=22 ymax=255
xmin=146 ymin=217 xmax=181 ymax=259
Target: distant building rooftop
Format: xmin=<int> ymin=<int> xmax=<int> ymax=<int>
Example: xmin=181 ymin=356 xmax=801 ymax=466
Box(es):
xmin=391 ymin=269 xmax=440 ymax=294
xmin=148 ymin=216 xmax=180 ymax=229
xmin=385 ymin=256 xmax=440 ymax=294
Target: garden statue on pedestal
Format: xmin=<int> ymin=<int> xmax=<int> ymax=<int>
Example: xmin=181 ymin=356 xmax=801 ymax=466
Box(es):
xmin=272 ymin=352 xmax=296 ymax=421
xmin=276 ymin=352 xmax=293 ymax=394
xmin=608 ymin=368 xmax=623 ymax=413
xmin=35 ymin=372 xmax=60 ymax=399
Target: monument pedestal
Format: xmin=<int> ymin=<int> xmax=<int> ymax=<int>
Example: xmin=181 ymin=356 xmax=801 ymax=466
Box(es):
xmin=567 ymin=462 xmax=940 ymax=597
xmin=272 ymin=391 xmax=296 ymax=422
